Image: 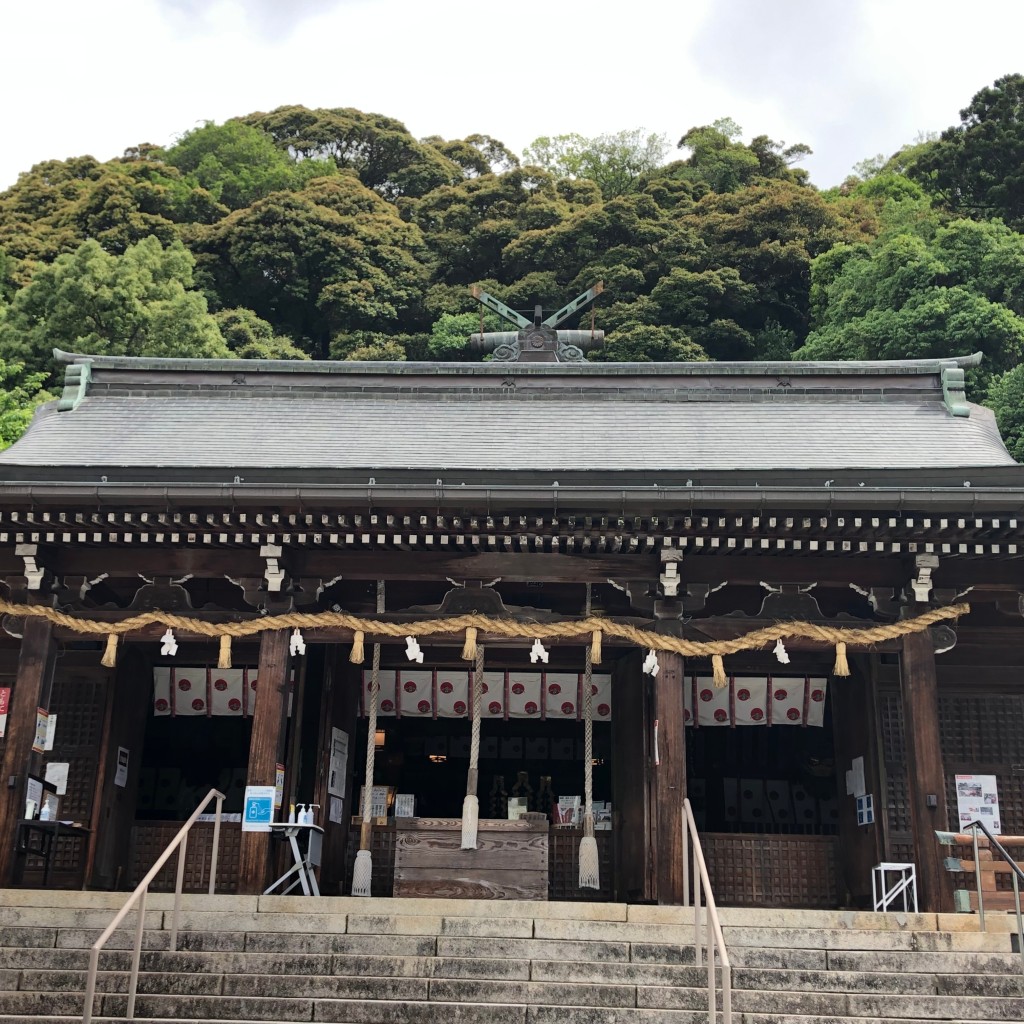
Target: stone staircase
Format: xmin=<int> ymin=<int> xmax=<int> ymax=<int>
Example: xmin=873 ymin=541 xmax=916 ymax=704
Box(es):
xmin=0 ymin=889 xmax=1022 ymax=1023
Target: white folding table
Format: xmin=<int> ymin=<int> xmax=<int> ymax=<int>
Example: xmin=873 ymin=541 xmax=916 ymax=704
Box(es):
xmin=264 ymin=822 xmax=323 ymax=897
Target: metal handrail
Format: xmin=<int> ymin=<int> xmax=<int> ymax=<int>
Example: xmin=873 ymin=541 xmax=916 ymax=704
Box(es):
xmin=82 ymin=788 xmax=225 ymax=1024
xmin=963 ymin=818 xmax=1024 ymax=972
xmin=681 ymin=798 xmax=732 ymax=1024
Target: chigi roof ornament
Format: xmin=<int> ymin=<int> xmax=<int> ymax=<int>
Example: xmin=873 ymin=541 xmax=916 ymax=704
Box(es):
xmin=467 ymin=282 xmax=605 ymax=362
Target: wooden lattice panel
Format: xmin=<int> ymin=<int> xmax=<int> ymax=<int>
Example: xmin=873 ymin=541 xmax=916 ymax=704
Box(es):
xmin=129 ymin=822 xmax=241 ymax=893
xmin=548 ymin=828 xmax=613 ymax=902
xmin=45 ymin=671 xmax=107 ymax=821
xmin=704 ymin=833 xmax=839 ymax=908
xmin=940 ymin=695 xmax=1024 ymax=765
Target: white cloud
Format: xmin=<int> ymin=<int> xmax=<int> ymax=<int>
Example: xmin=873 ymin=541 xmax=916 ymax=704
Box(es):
xmin=2 ymin=0 xmax=1023 ymax=192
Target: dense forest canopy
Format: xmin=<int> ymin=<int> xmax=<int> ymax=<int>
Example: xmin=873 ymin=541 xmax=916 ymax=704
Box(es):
xmin=3 ymin=76 xmax=1024 ymax=454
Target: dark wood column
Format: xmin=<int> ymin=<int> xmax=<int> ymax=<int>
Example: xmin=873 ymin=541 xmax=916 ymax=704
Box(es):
xmin=900 ymin=625 xmax=952 ymax=912
xmin=651 ymin=651 xmax=687 ymax=904
xmin=87 ymin=645 xmax=151 ymax=889
xmin=831 ymin=655 xmax=884 ymax=907
xmin=611 ymin=652 xmax=653 ymax=902
xmin=0 ymin=618 xmax=58 ymax=886
xmin=312 ymin=648 xmax=360 ymax=894
xmin=238 ymin=629 xmax=291 ymax=894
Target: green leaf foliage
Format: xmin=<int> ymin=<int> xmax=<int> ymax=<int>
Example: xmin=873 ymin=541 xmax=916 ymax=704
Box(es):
xmin=195 ymin=175 xmax=430 ymax=357
xmin=163 ymin=120 xmax=337 ymax=210
xmin=909 ymin=74 xmax=1024 ymax=228
xmin=0 ymin=358 xmax=51 ymax=449
xmin=0 ymin=236 xmax=228 ymax=384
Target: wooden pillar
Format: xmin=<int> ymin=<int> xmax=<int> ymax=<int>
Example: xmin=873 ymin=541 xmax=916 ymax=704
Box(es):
xmin=651 ymin=651 xmax=687 ymax=904
xmin=0 ymin=618 xmax=57 ymax=886
xmin=312 ymin=648 xmax=360 ymax=894
xmin=900 ymin=625 xmax=952 ymax=912
xmin=611 ymin=652 xmax=652 ymax=902
xmin=238 ymin=629 xmax=291 ymax=894
xmin=87 ymin=646 xmax=151 ymax=889
xmin=830 ymin=655 xmax=884 ymax=907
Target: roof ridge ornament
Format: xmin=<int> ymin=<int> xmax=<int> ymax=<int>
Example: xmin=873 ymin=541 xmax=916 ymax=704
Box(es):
xmin=941 ymin=366 xmax=970 ymax=417
xmin=468 ymin=283 xmax=605 ymax=362
xmin=57 ymin=361 xmax=91 ymax=412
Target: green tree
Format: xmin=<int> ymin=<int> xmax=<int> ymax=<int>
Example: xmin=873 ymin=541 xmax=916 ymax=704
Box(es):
xmin=671 ymin=119 xmax=812 ymax=193
xmin=676 ymin=180 xmax=875 ymax=343
xmin=163 ymin=120 xmax=336 ymax=209
xmin=522 ymin=130 xmax=669 ymax=199
xmin=213 ymin=308 xmax=308 ymax=360
xmin=988 ymin=364 xmax=1024 ymax=460
xmin=427 ymin=311 xmax=504 ymax=359
xmin=0 ymin=358 xmax=51 ymax=449
xmin=0 ymin=236 xmax=228 ymax=384
xmin=195 ymin=175 xmax=430 ymax=357
xmin=239 ymin=105 xmax=461 ymax=199
xmin=909 ymin=74 xmax=1024 ymax=228
xmin=0 ymin=155 xmax=225 ymax=278
xmin=797 ymin=217 xmax=1024 ymax=386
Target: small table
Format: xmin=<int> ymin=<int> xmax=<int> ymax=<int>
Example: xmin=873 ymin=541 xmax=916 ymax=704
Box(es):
xmin=264 ymin=822 xmax=323 ymax=897
xmin=872 ymin=861 xmax=918 ymax=912
xmin=15 ymin=820 xmax=91 ymax=887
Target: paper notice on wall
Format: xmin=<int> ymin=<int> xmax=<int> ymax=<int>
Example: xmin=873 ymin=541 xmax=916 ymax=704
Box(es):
xmin=31 ymin=708 xmax=49 ymax=754
xmin=274 ymin=763 xmax=285 ymax=809
xmin=328 ymin=796 xmax=344 ymax=824
xmin=44 ymin=713 xmax=57 ymax=751
xmin=328 ymin=728 xmax=349 ymax=798
xmin=0 ymin=687 xmax=10 ymax=737
xmin=25 ymin=776 xmax=43 ymax=819
xmin=45 ymin=762 xmax=69 ymax=796
xmin=114 ymin=747 xmax=130 ymax=788
xmin=850 ymin=756 xmax=866 ymax=798
xmin=956 ymin=774 xmax=1001 ymax=834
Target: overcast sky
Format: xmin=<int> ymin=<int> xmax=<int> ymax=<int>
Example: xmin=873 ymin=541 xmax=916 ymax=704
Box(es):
xmin=4 ymin=0 xmax=1023 ymax=193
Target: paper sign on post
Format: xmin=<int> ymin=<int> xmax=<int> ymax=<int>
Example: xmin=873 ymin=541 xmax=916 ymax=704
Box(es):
xmin=114 ymin=747 xmax=130 ymax=788
xmin=328 ymin=728 xmax=349 ymax=798
xmin=0 ymin=687 xmax=10 ymax=737
xmin=44 ymin=713 xmax=57 ymax=751
xmin=32 ymin=708 xmax=49 ymax=754
xmin=956 ymin=774 xmax=1001 ymax=834
xmin=274 ymin=763 xmax=285 ymax=810
xmin=242 ymin=785 xmax=276 ymax=832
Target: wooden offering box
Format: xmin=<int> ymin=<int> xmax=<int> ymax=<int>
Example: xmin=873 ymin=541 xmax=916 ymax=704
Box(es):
xmin=393 ymin=817 xmax=548 ymax=900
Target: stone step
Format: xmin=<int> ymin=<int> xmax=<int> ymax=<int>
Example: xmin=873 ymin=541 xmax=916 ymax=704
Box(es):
xmin=4 ymin=888 xmax=1017 ymax=937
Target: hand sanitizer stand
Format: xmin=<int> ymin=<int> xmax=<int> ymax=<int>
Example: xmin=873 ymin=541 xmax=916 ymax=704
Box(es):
xmin=264 ymin=821 xmax=323 ymax=897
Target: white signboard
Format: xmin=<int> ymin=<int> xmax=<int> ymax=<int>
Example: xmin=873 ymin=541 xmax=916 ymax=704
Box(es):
xmin=955 ymin=774 xmax=1001 ymax=834
xmin=328 ymin=728 xmax=349 ymax=798
xmin=114 ymin=747 xmax=130 ymax=788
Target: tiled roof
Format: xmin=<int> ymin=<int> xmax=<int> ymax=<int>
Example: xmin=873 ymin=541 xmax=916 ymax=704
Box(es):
xmin=0 ymin=392 xmax=1013 ymax=472
xmin=0 ymin=352 xmax=1016 ymax=478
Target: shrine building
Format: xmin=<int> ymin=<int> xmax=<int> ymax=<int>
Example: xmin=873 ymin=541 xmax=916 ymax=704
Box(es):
xmin=0 ymin=338 xmax=1022 ymax=912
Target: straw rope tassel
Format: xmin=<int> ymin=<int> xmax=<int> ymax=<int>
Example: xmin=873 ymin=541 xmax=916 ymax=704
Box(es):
xmin=217 ymin=634 xmax=232 ymax=669
xmin=833 ymin=641 xmax=850 ymax=677
xmin=711 ymin=654 xmax=727 ymax=688
xmin=579 ymin=584 xmax=599 ymax=889
xmin=352 ymin=583 xmax=384 ymax=896
xmin=349 ymin=629 xmax=364 ymax=665
xmin=461 ymin=643 xmax=484 ymax=849
xmin=100 ymin=633 xmax=118 ymax=668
